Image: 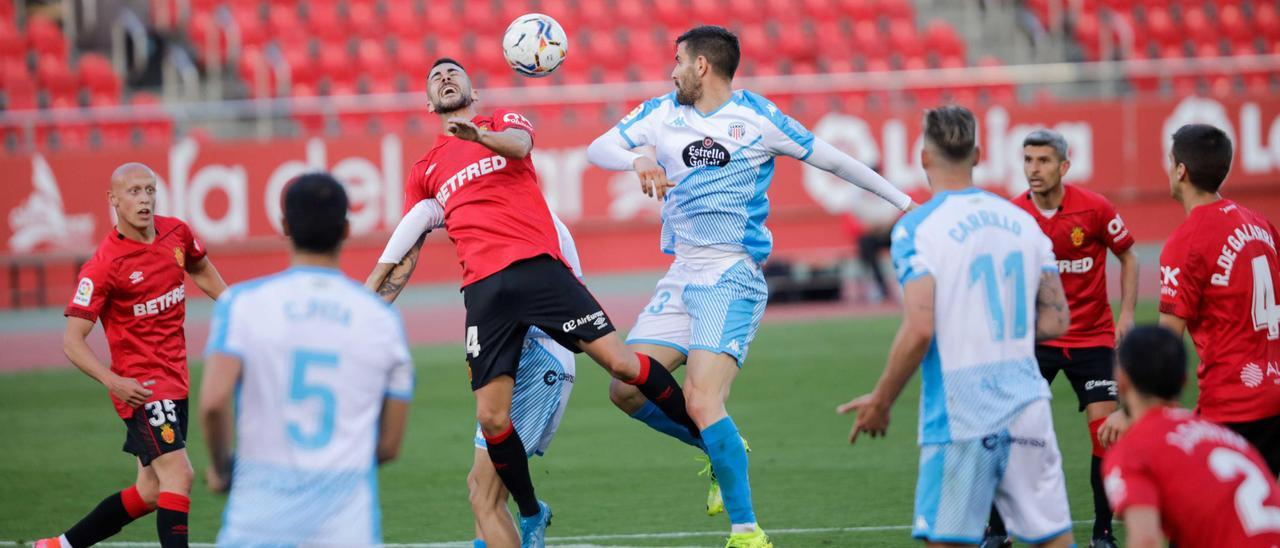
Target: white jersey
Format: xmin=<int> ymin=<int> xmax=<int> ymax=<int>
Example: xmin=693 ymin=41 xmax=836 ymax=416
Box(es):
xmin=890 ymin=188 xmax=1056 ymax=444
xmin=206 ymin=266 xmax=413 ymax=546
xmin=614 ymin=89 xmax=814 ymax=263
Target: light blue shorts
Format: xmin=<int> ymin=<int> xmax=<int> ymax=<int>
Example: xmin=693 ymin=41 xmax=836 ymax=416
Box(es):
xmin=912 ymin=399 xmax=1072 ymax=544
xmin=626 ymin=255 xmax=768 ymax=365
xmin=474 ymin=334 xmax=575 ymax=457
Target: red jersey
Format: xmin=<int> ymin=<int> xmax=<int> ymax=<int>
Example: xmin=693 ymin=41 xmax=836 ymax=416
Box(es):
xmin=404 ymin=109 xmax=564 ymax=287
xmin=1160 ymin=199 xmax=1280 ymax=423
xmin=1015 ymin=185 xmax=1135 ymax=348
xmin=1103 ymin=407 xmax=1280 ymax=547
xmin=64 ymin=216 xmax=206 ymax=418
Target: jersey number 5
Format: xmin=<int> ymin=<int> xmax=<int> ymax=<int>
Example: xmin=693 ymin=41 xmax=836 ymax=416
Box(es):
xmin=288 ymin=349 xmax=338 ymax=450
xmin=1252 ymin=256 xmax=1280 ymax=340
xmin=970 ymin=252 xmax=1029 ymax=342
xmin=1209 ymin=447 xmax=1280 ymax=535
xmin=144 ymin=400 xmax=178 ymax=427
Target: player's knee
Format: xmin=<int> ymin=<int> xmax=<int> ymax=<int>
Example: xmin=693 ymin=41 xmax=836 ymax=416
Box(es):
xmin=475 ymin=409 xmax=511 ymax=434
xmin=684 ymin=389 xmax=724 ymax=426
xmin=134 ymin=480 xmax=160 ymax=508
xmin=608 ymin=378 xmax=645 ymax=412
xmin=153 ymin=455 xmax=195 ymax=493
xmin=601 ymin=352 xmax=639 ymax=380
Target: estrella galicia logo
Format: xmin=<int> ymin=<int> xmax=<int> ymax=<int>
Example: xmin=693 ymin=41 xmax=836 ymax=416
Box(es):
xmin=683 ymin=137 xmax=730 ymax=168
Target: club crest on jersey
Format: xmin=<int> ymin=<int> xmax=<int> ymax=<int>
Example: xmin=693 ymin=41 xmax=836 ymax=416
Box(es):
xmin=173 ymin=247 xmax=184 ymax=268
xmin=728 ymin=122 xmax=746 ymax=140
xmin=683 ymin=137 xmax=730 ymax=168
xmin=73 ymin=277 xmax=93 ymax=306
xmin=160 ymin=423 xmax=175 ymax=444
xmin=1071 ymin=226 xmax=1085 ymax=247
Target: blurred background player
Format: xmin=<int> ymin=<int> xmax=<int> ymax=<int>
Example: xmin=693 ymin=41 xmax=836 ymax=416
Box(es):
xmin=839 ymin=105 xmax=1075 ymax=548
xmin=199 ymin=173 xmax=414 ymax=546
xmin=365 ymin=197 xmax=581 ymax=548
xmin=1154 ymin=123 xmax=1280 ymax=475
xmin=1103 ymin=325 xmax=1280 ymax=547
xmin=400 ymin=57 xmax=701 ymax=547
xmin=36 ymin=163 xmax=227 ymax=548
xmin=587 ymin=25 xmax=914 ymax=548
xmin=985 ymin=128 xmax=1140 ymax=548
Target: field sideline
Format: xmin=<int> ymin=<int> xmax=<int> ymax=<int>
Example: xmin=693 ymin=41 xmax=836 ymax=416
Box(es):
xmin=0 ymin=303 xmax=1184 ymax=546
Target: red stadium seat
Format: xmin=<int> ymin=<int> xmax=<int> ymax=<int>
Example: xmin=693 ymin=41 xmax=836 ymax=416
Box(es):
xmin=231 ymin=6 xmax=269 ymax=51
xmin=0 ymin=24 xmax=24 ymax=63
xmin=290 ymin=83 xmax=326 ymax=134
xmin=425 ymin=5 xmax=459 ymax=40
xmin=777 ymin=21 xmax=817 ymax=62
xmin=691 ymin=0 xmax=723 ymax=25
xmin=356 ymin=39 xmax=394 ymax=82
xmin=1074 ymin=11 xmax=1101 ymax=60
xmin=1180 ymin=7 xmax=1216 ymax=50
xmin=281 ymin=40 xmax=317 ymax=88
xmin=319 ymin=42 xmax=356 ymax=90
xmin=851 ymin=20 xmax=887 ymax=62
xmin=1143 ymin=7 xmax=1178 ymax=48
xmin=924 ymin=19 xmax=965 ymax=58
xmin=839 ymin=0 xmax=876 ymax=22
xmin=654 ymin=0 xmax=687 ymax=29
xmin=738 ymin=24 xmax=769 ymax=61
xmin=880 ymin=0 xmax=915 ymax=24
xmin=396 ymin=39 xmax=429 ymax=79
xmin=26 ymin=16 xmax=66 ymax=60
xmin=268 ymin=5 xmax=307 ymax=44
xmin=765 ymin=0 xmax=803 ymax=23
xmin=3 ymin=76 xmax=37 ymax=111
xmin=1218 ymin=5 xmax=1252 ymax=44
xmin=461 ymin=1 xmax=497 ymax=34
xmin=348 ymin=2 xmax=382 ymax=41
xmin=90 ymin=93 xmax=132 ymax=148
xmin=1257 ymin=4 xmax=1280 ymax=42
xmin=78 ymin=53 xmax=121 ymax=102
xmin=307 ymin=4 xmax=348 ymax=44
xmin=803 ymin=0 xmax=837 ymax=20
xmin=128 ymin=92 xmax=173 ymax=145
xmin=887 ymin=19 xmax=924 ymax=60
xmin=36 ymin=57 xmax=78 ymax=105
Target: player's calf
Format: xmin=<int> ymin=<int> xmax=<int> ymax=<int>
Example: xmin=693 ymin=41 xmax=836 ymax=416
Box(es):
xmin=150 ymin=450 xmax=193 ymax=548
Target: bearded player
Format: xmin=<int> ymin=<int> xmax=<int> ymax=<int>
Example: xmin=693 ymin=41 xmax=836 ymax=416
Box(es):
xmin=1154 ymin=124 xmax=1280 ymax=474
xmin=1104 ymin=325 xmax=1280 ymax=547
xmin=36 ymin=163 xmax=227 ymax=548
xmin=587 ymin=26 xmax=914 ymax=548
xmin=386 ymin=58 xmax=701 ymax=547
xmin=984 ymin=129 xmax=1139 ymax=548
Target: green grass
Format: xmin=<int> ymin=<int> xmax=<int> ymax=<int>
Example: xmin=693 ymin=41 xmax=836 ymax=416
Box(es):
xmin=0 ymin=303 xmax=1183 ymax=546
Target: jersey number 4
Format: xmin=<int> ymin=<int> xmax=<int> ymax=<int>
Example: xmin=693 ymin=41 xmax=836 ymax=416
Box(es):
xmin=466 ymin=326 xmax=481 ymax=358
xmin=1210 ymin=447 xmax=1280 ymax=535
xmin=970 ymin=252 xmax=1028 ymax=342
xmin=1252 ymin=256 xmax=1280 ymax=340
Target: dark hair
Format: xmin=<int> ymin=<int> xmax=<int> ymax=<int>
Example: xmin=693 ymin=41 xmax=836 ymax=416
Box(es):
xmin=923 ymin=105 xmax=977 ymax=163
xmin=676 ymin=25 xmax=740 ymax=80
xmin=431 ymin=57 xmax=465 ymax=72
xmin=1171 ymin=124 xmax=1233 ymax=193
xmin=1023 ymin=129 xmax=1069 ymax=161
xmin=284 ymin=172 xmax=349 ymax=254
xmin=1117 ymin=325 xmax=1187 ymax=401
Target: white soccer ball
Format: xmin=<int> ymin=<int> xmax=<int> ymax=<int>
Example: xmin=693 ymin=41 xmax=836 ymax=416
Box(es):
xmin=502 ymin=13 xmax=568 ymax=78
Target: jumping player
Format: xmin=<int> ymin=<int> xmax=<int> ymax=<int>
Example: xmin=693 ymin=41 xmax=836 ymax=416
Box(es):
xmin=1155 ymin=124 xmax=1280 ymax=475
xmin=365 ymin=197 xmax=580 ymax=548
xmin=394 ymin=58 xmax=700 ymax=547
xmin=586 ymin=26 xmax=914 ymax=548
xmin=985 ymin=129 xmax=1139 ymax=548
xmin=840 ymin=106 xmax=1075 ymax=547
xmin=200 ymin=173 xmax=414 ymax=546
xmin=36 ymin=163 xmax=228 ymax=548
xmin=1103 ymin=325 xmax=1280 ymax=547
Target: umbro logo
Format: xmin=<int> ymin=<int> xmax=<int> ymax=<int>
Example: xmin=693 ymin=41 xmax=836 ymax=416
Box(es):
xmin=425 ymin=164 xmax=437 ymax=177
xmin=129 ymin=271 xmax=145 ymax=284
xmin=1161 ymin=266 xmax=1181 ymax=287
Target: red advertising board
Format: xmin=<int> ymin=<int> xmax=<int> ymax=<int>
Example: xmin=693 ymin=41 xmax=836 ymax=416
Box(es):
xmin=3 ymin=95 xmax=1279 ymax=307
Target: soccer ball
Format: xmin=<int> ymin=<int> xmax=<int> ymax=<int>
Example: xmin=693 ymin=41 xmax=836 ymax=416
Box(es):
xmin=502 ymin=13 xmax=568 ymax=78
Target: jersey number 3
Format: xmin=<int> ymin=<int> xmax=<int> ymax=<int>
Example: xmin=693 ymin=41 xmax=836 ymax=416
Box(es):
xmin=288 ymin=349 xmax=339 ymax=450
xmin=1252 ymin=256 xmax=1280 ymax=340
xmin=970 ymin=252 xmax=1028 ymax=342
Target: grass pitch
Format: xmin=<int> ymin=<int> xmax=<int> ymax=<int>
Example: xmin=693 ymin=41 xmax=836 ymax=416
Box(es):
xmin=0 ymin=304 xmax=1178 ymax=546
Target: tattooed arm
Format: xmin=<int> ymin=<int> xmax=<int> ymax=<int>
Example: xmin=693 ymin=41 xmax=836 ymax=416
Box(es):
xmin=367 ymin=233 xmax=427 ymax=304
xmin=1035 ymin=270 xmax=1071 ymax=341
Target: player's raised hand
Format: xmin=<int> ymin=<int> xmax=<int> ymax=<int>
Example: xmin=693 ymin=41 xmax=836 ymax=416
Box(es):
xmin=445 ymin=118 xmax=482 ymax=141
xmin=837 ymin=392 xmax=890 ymax=444
xmin=108 ymin=374 xmax=153 ymax=408
xmin=633 ymin=156 xmax=673 ymax=200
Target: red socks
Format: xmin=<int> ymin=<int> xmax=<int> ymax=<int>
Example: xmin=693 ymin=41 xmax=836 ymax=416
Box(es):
xmin=156 ymin=492 xmax=189 ymax=548
xmin=1088 ymin=417 xmax=1107 ymax=457
xmin=120 ymin=486 xmax=153 ymax=519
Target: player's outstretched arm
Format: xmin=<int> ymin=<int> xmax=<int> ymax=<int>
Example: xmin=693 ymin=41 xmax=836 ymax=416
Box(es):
xmin=1117 ymin=506 xmax=1164 ymax=548
xmin=63 ymin=316 xmax=152 ymax=408
xmin=188 ymin=256 xmax=228 ymax=300
xmin=1035 ymin=270 xmax=1071 ymax=341
xmin=1116 ymin=249 xmax=1140 ymax=341
xmin=366 ymin=199 xmax=444 ymax=302
xmin=838 ymin=275 xmax=935 ymax=443
xmin=447 ymin=117 xmax=532 ymax=159
xmin=369 ymin=233 xmax=426 ymax=304
xmin=199 ymin=352 xmax=241 ymax=493
xmin=587 ymin=129 xmax=671 ymax=199
xmin=376 ymin=398 xmax=410 ymax=464
xmin=803 ymin=139 xmax=915 ymax=211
